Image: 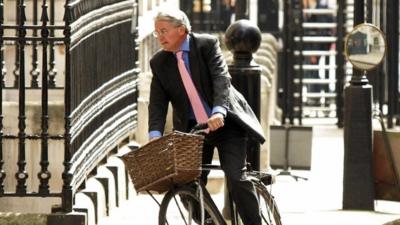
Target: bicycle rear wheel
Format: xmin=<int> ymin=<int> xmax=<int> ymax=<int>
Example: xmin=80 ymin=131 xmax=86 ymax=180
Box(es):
xmin=254 ymin=182 xmax=282 ymax=225
xmin=159 ymin=185 xmax=226 ymax=225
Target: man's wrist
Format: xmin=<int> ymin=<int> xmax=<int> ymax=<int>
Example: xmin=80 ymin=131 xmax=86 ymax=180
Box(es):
xmin=149 ymin=130 xmax=162 ymax=139
xmin=212 ymin=106 xmax=227 ymax=117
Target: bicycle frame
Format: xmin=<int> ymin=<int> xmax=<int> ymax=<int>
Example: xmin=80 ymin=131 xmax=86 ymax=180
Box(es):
xmin=154 ymin=123 xmax=282 ymax=225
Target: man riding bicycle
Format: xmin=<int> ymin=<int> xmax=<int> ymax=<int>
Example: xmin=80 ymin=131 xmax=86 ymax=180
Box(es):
xmin=148 ymin=7 xmax=266 ymax=225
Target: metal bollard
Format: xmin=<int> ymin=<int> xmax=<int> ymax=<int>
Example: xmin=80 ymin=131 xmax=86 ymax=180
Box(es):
xmin=223 ymin=19 xmax=263 ymax=222
xmin=225 ymin=19 xmax=262 ymax=170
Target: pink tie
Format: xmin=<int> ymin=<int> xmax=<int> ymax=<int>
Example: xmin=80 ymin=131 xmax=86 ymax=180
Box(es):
xmin=176 ymin=51 xmax=209 ymax=123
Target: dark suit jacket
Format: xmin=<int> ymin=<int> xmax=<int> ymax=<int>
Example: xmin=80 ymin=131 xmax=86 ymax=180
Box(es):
xmin=149 ymin=33 xmax=265 ymax=144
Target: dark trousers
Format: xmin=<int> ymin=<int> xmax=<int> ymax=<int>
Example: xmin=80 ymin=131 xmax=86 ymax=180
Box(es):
xmin=189 ymin=118 xmax=262 ymax=225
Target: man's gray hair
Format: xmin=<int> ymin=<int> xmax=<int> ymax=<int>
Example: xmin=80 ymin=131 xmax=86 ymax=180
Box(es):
xmin=154 ymin=8 xmax=191 ymax=33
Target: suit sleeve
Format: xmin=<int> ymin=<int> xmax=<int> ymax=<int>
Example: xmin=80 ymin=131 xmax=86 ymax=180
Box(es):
xmin=204 ymin=38 xmax=231 ymax=110
xmin=148 ymin=59 xmax=169 ymax=135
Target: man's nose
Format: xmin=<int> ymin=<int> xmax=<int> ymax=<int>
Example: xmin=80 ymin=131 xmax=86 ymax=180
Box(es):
xmin=158 ymin=35 xmax=165 ymax=41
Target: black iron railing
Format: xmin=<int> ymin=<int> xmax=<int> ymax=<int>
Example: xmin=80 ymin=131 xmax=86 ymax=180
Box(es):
xmin=0 ymin=0 xmax=4 ymax=195
xmin=385 ymin=1 xmax=399 ymax=128
xmin=0 ymin=0 xmax=139 ymax=212
xmin=279 ymin=0 xmax=400 ymax=127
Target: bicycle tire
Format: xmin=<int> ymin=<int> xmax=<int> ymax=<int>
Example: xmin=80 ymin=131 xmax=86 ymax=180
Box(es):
xmin=159 ymin=185 xmax=226 ymax=225
xmin=254 ymin=182 xmax=282 ymax=225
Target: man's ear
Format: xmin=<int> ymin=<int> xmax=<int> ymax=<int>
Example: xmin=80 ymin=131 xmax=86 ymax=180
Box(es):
xmin=178 ymin=26 xmax=187 ymax=35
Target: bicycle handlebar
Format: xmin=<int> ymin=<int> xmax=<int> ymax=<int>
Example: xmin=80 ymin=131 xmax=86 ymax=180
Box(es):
xmin=189 ymin=123 xmax=208 ymax=134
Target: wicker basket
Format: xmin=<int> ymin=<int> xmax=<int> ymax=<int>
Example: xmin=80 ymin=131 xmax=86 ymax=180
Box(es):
xmin=122 ymin=131 xmax=204 ymax=193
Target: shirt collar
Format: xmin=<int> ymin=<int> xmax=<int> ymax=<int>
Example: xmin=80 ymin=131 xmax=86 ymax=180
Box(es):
xmin=179 ymin=35 xmax=190 ymax=52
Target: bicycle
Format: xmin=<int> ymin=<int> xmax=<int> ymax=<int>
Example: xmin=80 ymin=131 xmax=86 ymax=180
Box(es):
xmin=154 ymin=123 xmax=283 ymax=225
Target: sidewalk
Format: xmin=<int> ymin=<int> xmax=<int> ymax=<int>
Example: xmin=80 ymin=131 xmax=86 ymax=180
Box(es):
xmin=272 ymin=121 xmax=400 ymax=225
xmin=100 ymin=121 xmax=400 ymax=225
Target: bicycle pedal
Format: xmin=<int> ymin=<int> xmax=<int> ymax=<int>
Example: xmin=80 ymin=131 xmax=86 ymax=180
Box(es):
xmin=260 ymin=174 xmax=273 ymax=186
xmin=204 ymin=218 xmax=215 ymax=225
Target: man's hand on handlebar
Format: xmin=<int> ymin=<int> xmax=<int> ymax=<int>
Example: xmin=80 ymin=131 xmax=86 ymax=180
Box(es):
xmin=207 ymin=113 xmax=224 ymax=131
xmin=190 ymin=113 xmax=224 ymax=134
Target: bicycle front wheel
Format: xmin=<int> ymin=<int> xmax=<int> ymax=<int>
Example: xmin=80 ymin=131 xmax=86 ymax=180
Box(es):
xmin=255 ymin=182 xmax=282 ymax=225
xmin=159 ymin=185 xmax=226 ymax=225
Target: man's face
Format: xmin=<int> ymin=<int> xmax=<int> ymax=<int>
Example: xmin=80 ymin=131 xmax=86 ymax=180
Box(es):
xmin=154 ymin=20 xmax=186 ymax=52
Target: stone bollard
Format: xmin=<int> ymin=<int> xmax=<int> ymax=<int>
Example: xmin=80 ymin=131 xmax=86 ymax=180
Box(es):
xmin=254 ymin=33 xmax=279 ymax=170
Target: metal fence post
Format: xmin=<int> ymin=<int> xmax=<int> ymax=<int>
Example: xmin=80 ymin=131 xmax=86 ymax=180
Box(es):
xmin=62 ymin=0 xmax=73 ymax=212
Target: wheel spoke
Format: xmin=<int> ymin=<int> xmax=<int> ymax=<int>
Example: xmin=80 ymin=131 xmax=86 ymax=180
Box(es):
xmin=255 ymin=182 xmax=282 ymax=225
xmin=159 ymin=185 xmax=226 ymax=225
xmin=172 ymin=195 xmax=189 ymax=225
